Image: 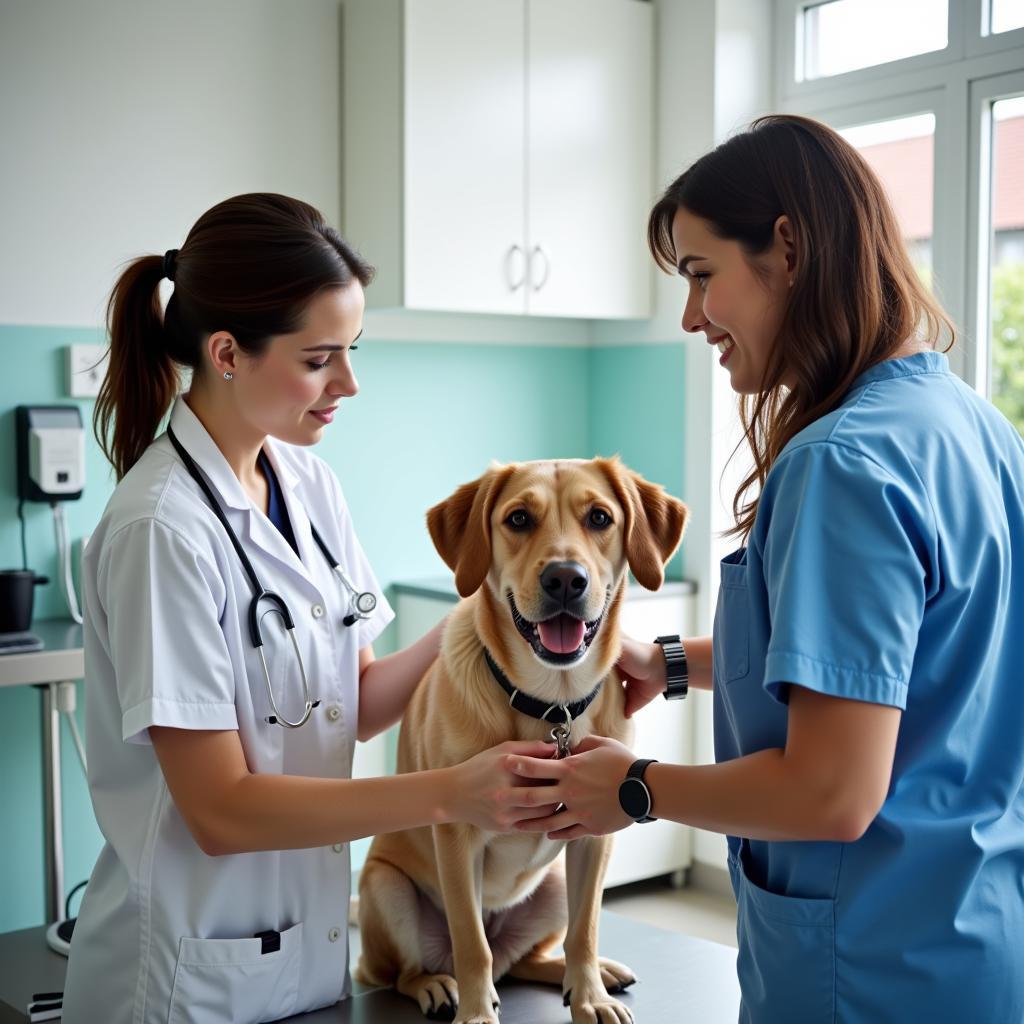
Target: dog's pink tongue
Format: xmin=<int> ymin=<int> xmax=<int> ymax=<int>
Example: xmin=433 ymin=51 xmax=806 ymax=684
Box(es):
xmin=537 ymin=614 xmax=586 ymax=655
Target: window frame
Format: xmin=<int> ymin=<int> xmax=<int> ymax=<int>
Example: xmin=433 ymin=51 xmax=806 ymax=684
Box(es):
xmin=968 ymin=0 xmax=1024 ymax=58
xmin=775 ymin=0 xmax=965 ymax=101
xmin=966 ymin=67 xmax=1024 ymax=394
xmin=773 ymin=0 xmax=1024 ymax=392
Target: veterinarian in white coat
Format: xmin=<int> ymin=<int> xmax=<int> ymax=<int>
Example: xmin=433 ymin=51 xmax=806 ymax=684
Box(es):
xmin=514 ymin=117 xmax=1024 ymax=1023
xmin=62 ymin=193 xmax=557 ymax=1024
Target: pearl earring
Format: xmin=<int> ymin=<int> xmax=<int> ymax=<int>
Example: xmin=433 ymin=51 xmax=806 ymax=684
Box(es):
xmin=223 ymin=371 xmax=233 ymax=381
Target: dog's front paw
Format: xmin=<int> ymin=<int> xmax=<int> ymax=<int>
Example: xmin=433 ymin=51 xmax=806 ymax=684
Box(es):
xmin=597 ymin=956 xmax=638 ymax=994
xmin=407 ymin=973 xmax=459 ymax=1020
xmin=453 ymin=980 xmax=500 ymax=1024
xmin=563 ymin=968 xmax=634 ymax=1024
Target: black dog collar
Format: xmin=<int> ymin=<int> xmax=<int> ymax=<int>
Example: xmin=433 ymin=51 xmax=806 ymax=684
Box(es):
xmin=483 ymin=648 xmax=603 ymax=724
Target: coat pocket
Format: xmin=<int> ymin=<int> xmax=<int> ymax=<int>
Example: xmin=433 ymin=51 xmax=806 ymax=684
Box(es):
xmin=729 ymin=855 xmax=835 ymax=1024
xmin=166 ymin=921 xmax=303 ymax=1024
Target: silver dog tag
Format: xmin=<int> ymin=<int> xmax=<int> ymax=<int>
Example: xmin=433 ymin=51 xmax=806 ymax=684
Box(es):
xmin=550 ymin=721 xmax=572 ymax=759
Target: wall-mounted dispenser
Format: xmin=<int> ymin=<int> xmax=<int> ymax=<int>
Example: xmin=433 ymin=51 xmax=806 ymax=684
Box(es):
xmin=14 ymin=405 xmax=86 ymax=632
xmin=16 ymin=405 xmax=85 ymax=503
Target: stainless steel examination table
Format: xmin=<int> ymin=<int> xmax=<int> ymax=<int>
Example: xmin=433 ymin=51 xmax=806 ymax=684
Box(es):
xmin=0 ymin=910 xmax=740 ymax=1021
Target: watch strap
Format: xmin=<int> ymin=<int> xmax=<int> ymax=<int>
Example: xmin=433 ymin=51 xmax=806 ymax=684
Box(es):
xmin=654 ymin=634 xmax=688 ymax=700
xmin=627 ymin=757 xmax=658 ymax=782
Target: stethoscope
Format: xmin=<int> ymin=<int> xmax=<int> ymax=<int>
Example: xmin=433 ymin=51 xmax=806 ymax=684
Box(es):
xmin=167 ymin=426 xmax=377 ymax=729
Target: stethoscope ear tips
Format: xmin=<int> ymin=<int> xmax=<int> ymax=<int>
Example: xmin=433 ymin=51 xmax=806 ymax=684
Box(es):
xmin=342 ymin=614 xmax=357 ymax=627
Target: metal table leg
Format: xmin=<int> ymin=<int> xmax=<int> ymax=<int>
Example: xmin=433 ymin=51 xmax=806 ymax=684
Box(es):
xmin=40 ymin=682 xmax=65 ymax=924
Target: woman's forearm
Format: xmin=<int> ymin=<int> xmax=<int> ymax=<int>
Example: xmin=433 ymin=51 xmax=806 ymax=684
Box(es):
xmin=683 ymin=635 xmax=713 ymax=691
xmin=203 ymin=767 xmax=458 ymax=855
xmin=645 ymin=751 xmax=868 ymax=843
xmin=356 ymin=618 xmax=446 ymax=741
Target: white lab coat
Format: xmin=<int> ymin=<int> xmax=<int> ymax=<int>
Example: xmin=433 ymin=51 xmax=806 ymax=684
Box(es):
xmin=63 ymin=397 xmax=394 ymax=1024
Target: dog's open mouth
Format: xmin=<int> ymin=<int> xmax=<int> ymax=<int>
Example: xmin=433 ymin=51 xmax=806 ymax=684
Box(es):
xmin=508 ymin=593 xmax=606 ymax=665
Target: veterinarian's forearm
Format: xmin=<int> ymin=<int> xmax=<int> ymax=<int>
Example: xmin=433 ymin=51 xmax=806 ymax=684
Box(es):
xmin=202 ymin=768 xmax=459 ymax=855
xmin=356 ymin=619 xmax=446 ymax=741
xmin=683 ymin=635 xmax=713 ymax=691
xmin=645 ymin=752 xmax=869 ymax=842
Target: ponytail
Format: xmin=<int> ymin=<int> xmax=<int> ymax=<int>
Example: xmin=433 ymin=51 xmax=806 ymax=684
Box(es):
xmin=92 ymin=192 xmax=375 ymax=482
xmin=94 ymin=255 xmax=180 ymax=481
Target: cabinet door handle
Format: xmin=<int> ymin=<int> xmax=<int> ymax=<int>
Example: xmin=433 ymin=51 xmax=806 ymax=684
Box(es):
xmin=530 ymin=245 xmax=550 ymax=291
xmin=505 ymin=244 xmax=526 ymax=291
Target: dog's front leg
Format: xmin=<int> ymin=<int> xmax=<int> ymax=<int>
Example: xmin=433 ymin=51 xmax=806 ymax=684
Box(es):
xmin=564 ymin=835 xmax=634 ymax=1024
xmin=433 ymin=823 xmax=500 ymax=1024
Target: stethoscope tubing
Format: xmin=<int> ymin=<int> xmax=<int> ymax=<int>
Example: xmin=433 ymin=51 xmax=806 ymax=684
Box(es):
xmin=165 ymin=425 xmax=374 ymax=728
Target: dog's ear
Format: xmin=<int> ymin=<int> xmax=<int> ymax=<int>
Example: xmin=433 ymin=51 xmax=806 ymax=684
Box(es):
xmin=596 ymin=457 xmax=688 ymax=591
xmin=427 ymin=465 xmax=516 ymax=597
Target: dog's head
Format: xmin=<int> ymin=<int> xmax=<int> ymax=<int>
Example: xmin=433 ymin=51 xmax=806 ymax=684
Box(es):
xmin=427 ymin=458 xmax=688 ymax=670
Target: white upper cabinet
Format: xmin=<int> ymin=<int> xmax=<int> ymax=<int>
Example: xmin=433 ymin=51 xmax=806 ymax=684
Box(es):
xmin=342 ymin=0 xmax=653 ymax=319
xmin=526 ymin=0 xmax=653 ymax=318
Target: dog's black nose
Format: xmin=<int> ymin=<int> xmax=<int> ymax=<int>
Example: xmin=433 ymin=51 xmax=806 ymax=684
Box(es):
xmin=540 ymin=561 xmax=589 ymax=605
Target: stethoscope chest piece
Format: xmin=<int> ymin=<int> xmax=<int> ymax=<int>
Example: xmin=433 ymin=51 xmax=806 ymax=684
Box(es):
xmin=166 ymin=426 xmax=377 ymax=730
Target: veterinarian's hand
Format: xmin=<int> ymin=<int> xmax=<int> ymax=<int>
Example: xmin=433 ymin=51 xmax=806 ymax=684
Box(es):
xmin=510 ymin=735 xmax=636 ymax=840
xmin=617 ymin=634 xmax=667 ymax=718
xmin=448 ymin=740 xmax=562 ymax=832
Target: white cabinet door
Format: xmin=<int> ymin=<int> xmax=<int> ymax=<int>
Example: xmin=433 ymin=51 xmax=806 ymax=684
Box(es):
xmin=603 ymin=589 xmax=694 ymax=887
xmin=343 ymin=0 xmax=652 ymax=319
xmin=403 ymin=0 xmax=526 ymax=314
xmin=526 ymin=0 xmax=653 ymax=318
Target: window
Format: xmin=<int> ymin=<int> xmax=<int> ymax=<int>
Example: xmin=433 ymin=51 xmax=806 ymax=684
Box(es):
xmin=991 ymin=0 xmax=1024 ymax=35
xmin=988 ymin=95 xmax=1024 ymax=434
xmin=839 ymin=114 xmax=936 ymax=285
xmin=800 ymin=0 xmax=948 ymax=80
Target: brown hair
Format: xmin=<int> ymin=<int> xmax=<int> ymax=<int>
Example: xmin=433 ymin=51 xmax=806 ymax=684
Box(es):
xmin=648 ymin=114 xmax=955 ymax=541
xmin=95 ymin=193 xmax=374 ymax=480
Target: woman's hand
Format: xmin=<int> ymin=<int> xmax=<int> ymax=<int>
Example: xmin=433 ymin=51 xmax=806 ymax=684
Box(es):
xmin=446 ymin=740 xmax=561 ymax=832
xmin=509 ymin=734 xmax=637 ymax=841
xmin=617 ymin=634 xmax=666 ymax=718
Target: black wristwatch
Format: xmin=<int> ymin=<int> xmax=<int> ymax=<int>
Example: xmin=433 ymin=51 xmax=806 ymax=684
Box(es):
xmin=655 ymin=635 xmax=688 ymax=700
xmin=617 ymin=758 xmax=659 ymax=823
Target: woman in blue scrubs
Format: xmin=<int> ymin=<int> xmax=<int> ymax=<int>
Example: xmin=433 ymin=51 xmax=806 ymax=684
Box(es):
xmin=514 ymin=115 xmax=1024 ymax=1022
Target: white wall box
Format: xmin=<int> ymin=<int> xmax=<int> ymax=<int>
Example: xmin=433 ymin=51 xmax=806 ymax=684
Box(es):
xmin=383 ymin=578 xmax=697 ymax=889
xmin=342 ymin=0 xmax=654 ymax=319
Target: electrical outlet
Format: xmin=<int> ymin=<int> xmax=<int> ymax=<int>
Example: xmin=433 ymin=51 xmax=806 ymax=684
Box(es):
xmin=66 ymin=344 xmax=108 ymax=398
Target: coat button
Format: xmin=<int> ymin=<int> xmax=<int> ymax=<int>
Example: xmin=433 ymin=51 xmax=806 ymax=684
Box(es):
xmin=311 ymin=603 xmax=325 ymax=619
xmin=332 ymin=843 xmax=344 ymax=853
xmin=328 ymin=927 xmax=341 ymax=942
xmin=327 ymin=705 xmax=341 ymax=721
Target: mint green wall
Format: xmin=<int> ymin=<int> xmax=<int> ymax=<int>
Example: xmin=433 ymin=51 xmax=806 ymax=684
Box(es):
xmin=0 ymin=325 xmax=684 ymax=932
xmin=589 ymin=345 xmax=687 ymax=579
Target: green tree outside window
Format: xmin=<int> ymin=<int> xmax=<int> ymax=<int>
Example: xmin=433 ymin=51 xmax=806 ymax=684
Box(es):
xmin=991 ymin=263 xmax=1024 ymax=437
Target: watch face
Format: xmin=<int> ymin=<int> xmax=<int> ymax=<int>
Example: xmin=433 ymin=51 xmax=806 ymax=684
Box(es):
xmin=619 ymin=777 xmax=651 ymax=820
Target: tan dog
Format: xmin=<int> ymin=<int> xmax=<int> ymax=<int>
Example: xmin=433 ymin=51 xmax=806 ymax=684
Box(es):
xmin=355 ymin=458 xmax=687 ymax=1024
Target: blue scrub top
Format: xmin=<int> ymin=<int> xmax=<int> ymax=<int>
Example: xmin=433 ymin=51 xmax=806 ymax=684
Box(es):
xmin=714 ymin=352 xmax=1024 ymax=1023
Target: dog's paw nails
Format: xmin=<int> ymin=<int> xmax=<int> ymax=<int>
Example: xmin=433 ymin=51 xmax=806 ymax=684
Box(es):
xmin=418 ymin=974 xmax=458 ymax=1020
xmin=425 ymin=1007 xmax=456 ymax=1023
xmin=606 ymin=977 xmax=638 ymax=994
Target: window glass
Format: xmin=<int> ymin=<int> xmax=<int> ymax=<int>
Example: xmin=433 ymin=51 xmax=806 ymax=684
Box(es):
xmin=839 ymin=114 xmax=936 ymax=286
xmin=990 ymin=0 xmax=1024 ymax=35
xmin=989 ymin=96 xmax=1024 ymax=435
xmin=801 ymin=0 xmax=947 ymax=80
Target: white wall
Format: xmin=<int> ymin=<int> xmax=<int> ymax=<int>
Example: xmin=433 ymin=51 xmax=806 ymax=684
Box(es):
xmin=0 ymin=0 xmax=591 ymax=345
xmin=622 ymin=0 xmax=773 ymax=875
xmin=0 ymin=0 xmax=344 ymax=328
xmin=689 ymin=0 xmax=774 ymax=874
